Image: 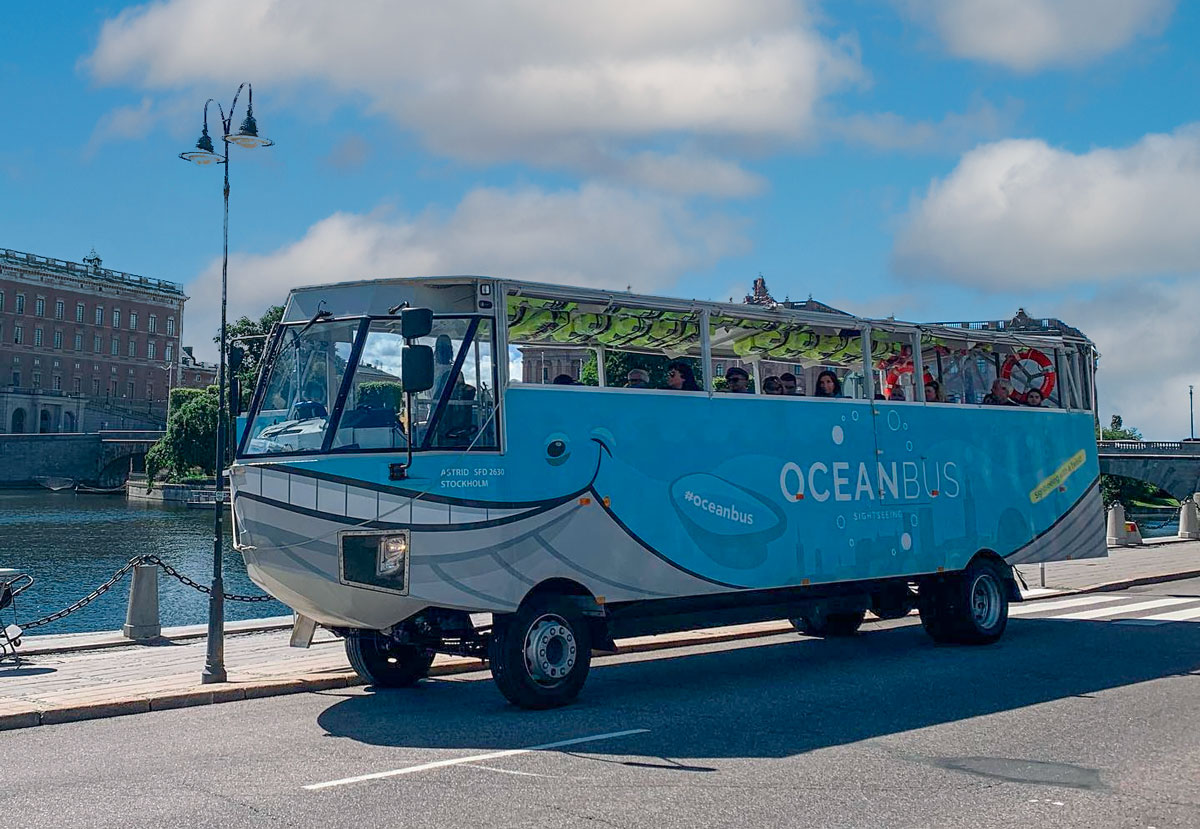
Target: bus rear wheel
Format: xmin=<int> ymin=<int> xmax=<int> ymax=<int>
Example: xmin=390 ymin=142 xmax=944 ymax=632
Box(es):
xmin=790 ymin=607 xmax=865 ymax=637
xmin=345 ymin=630 xmax=435 ymax=688
xmin=489 ymin=596 xmax=592 ymax=710
xmin=919 ymin=558 xmax=1009 ymax=645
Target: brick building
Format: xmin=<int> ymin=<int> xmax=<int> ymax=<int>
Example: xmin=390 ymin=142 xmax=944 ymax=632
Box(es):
xmin=0 ymin=247 xmax=188 ymax=433
xmin=178 ymin=347 xmax=218 ymax=389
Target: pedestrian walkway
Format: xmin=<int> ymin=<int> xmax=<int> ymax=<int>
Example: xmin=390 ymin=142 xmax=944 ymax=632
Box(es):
xmin=2 ymin=539 xmax=1198 ymax=732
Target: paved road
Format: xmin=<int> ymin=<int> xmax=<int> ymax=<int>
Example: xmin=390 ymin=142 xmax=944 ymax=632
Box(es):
xmin=5 ymin=580 xmax=1200 ymax=829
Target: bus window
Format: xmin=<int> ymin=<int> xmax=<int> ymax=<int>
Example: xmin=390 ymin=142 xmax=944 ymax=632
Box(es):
xmin=872 ymin=329 xmax=920 ymax=401
xmin=709 ymin=314 xmax=864 ymax=397
xmin=414 ymin=318 xmax=498 ymax=449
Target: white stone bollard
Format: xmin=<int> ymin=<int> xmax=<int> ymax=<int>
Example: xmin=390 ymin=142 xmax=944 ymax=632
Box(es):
xmin=1179 ymin=498 xmax=1200 ymax=539
xmin=1106 ymin=502 xmax=1128 ymax=546
xmin=123 ymin=563 xmax=161 ymax=641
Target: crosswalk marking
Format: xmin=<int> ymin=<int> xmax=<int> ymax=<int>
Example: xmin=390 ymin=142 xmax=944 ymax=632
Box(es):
xmin=1050 ymin=597 xmax=1196 ymax=621
xmin=1008 ymin=595 xmax=1126 ymax=616
xmin=1131 ymin=605 xmax=1200 ymax=623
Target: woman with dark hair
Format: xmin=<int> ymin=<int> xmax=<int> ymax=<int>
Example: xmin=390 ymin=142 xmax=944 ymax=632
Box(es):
xmin=813 ymin=370 xmax=842 ymax=398
xmin=762 ymin=376 xmax=784 ymax=395
xmin=666 ymin=361 xmax=701 ymax=391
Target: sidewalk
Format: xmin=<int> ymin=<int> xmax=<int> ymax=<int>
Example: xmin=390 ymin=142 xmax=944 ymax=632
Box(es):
xmin=3 ymin=540 xmax=1198 ymax=732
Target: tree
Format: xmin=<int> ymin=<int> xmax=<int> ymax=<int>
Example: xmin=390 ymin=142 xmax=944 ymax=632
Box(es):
xmin=220 ymin=305 xmax=284 ymax=407
xmin=1100 ymin=414 xmax=1142 ymax=441
xmin=580 ymin=352 xmax=703 ymax=388
xmin=1095 ymin=416 xmax=1173 ymax=509
xmin=145 ymin=385 xmax=218 ymax=486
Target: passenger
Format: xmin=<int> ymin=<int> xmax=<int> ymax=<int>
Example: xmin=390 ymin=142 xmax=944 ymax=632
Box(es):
xmin=763 ymin=376 xmax=784 ymax=395
xmin=813 ymin=370 xmax=842 ymax=398
xmin=1025 ymin=388 xmax=1045 ymax=407
xmin=551 ymin=373 xmax=578 ymax=386
xmin=666 ymin=361 xmax=701 ymax=391
xmin=724 ymin=366 xmax=752 ymax=393
xmin=888 ymin=385 xmax=905 ymax=400
xmin=924 ymin=379 xmax=943 ymax=402
xmin=983 ymin=378 xmax=1016 ymax=405
xmin=625 ymin=368 xmax=650 ymax=389
xmin=780 ymin=372 xmax=799 ymax=395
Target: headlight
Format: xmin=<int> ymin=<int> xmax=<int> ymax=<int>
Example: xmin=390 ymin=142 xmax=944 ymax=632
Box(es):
xmin=377 ymin=532 xmax=409 ymax=576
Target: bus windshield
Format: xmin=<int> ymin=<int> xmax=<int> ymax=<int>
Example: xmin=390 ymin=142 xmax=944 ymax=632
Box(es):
xmin=241 ymin=315 xmax=497 ymax=457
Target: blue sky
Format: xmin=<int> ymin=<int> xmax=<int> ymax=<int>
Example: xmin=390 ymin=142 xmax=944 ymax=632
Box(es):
xmin=2 ymin=1 xmax=1198 ymax=437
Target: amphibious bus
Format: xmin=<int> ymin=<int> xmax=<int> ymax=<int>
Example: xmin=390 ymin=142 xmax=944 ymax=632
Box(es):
xmin=229 ymin=277 xmax=1104 ymax=708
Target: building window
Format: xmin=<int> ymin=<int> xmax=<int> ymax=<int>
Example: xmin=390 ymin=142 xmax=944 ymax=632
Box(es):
xmin=35 ymin=297 xmax=45 ymax=317
xmin=147 ymin=340 xmax=157 ymax=359
xmin=148 ymin=314 xmax=157 ymax=333
xmin=16 ymin=294 xmax=25 ymax=314
xmin=93 ymin=334 xmax=101 ymax=353
xmin=52 ymin=375 xmax=62 ymax=391
xmin=112 ymin=309 xmax=120 ymax=328
xmin=53 ymin=330 xmax=62 ymax=349
xmin=146 ymin=383 xmax=153 ymax=400
xmin=126 ymin=381 xmax=134 ymax=399
xmin=11 ymin=371 xmax=20 ymax=386
xmin=95 ymin=306 xmax=103 ymax=325
xmin=76 ymin=303 xmax=85 ymax=323
xmin=32 ymin=372 xmax=41 ymax=388
xmin=165 ymin=343 xmax=174 ymax=362
xmin=110 ymin=380 xmax=118 ymax=397
xmin=34 ymin=328 xmax=43 ymax=347
xmin=0 ymin=291 xmax=4 ymax=312
xmin=92 ymin=378 xmax=100 ymax=396
xmin=55 ymin=300 xmax=64 ymax=320
xmin=166 ymin=317 xmax=176 ymax=336
xmin=129 ymin=312 xmax=138 ymax=331
xmin=73 ymin=377 xmax=82 ymax=394
xmin=128 ymin=339 xmax=137 ymax=357
xmin=111 ymin=336 xmax=119 ymax=355
xmin=14 ymin=325 xmax=23 ymax=345
xmin=74 ymin=332 xmax=82 ymax=351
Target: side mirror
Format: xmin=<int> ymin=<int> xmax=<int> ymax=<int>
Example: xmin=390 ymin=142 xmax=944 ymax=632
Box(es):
xmin=402 ymin=344 xmax=434 ymax=393
xmin=401 ymin=307 xmax=433 ymax=340
xmin=228 ymin=345 xmax=245 ymax=373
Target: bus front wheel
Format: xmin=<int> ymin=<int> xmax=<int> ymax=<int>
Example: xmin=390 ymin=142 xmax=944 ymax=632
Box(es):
xmin=345 ymin=630 xmax=435 ymax=688
xmin=919 ymin=558 xmax=1009 ymax=645
xmin=490 ymin=596 xmax=593 ymax=709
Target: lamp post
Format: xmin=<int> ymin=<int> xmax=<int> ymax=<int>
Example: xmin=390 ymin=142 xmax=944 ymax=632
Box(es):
xmin=1190 ymin=385 xmax=1195 ymax=441
xmin=179 ymin=83 xmax=273 ymax=684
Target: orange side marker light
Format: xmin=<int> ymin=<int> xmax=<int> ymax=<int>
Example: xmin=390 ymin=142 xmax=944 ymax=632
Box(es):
xmin=579 ymin=496 xmax=592 ymax=505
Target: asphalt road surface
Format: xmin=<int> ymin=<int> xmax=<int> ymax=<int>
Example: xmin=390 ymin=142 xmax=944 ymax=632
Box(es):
xmin=5 ymin=579 xmax=1200 ymax=829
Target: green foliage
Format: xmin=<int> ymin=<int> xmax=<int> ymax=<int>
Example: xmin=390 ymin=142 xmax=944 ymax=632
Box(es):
xmin=221 ymin=305 xmax=285 ymax=407
xmin=145 ymin=385 xmax=218 ymax=488
xmin=169 ymin=387 xmax=204 ymax=412
xmin=1095 ymin=416 xmax=1173 ymax=509
xmin=1100 ymin=414 xmax=1142 ymax=441
xmin=580 ymin=351 xmax=703 ymax=389
xmin=357 ymin=381 xmax=404 ymax=410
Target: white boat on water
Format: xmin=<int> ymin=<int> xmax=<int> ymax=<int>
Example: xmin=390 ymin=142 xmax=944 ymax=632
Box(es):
xmin=33 ymin=476 xmax=76 ymax=492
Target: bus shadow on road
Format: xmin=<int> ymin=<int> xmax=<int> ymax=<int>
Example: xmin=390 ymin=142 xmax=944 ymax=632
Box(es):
xmin=315 ymin=618 xmax=1200 ymax=761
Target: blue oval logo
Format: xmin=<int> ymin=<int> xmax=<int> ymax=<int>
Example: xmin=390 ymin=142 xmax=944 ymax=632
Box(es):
xmin=669 ymin=473 xmax=785 ymax=568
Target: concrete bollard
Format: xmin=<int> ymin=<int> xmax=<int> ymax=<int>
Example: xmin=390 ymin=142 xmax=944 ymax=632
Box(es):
xmin=123 ymin=563 xmax=161 ymax=641
xmin=1179 ymin=498 xmax=1200 ymax=540
xmin=1106 ymin=502 xmax=1128 ymax=546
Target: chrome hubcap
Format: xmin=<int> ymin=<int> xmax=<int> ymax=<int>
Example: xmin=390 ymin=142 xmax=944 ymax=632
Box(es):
xmin=970 ymin=574 xmax=1002 ymax=629
xmin=523 ymin=614 xmax=577 ymax=685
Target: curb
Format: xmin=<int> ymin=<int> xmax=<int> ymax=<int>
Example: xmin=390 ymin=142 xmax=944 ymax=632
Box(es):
xmin=4 ymin=569 xmax=1197 ymax=733
xmin=17 ymin=617 xmax=296 ymax=657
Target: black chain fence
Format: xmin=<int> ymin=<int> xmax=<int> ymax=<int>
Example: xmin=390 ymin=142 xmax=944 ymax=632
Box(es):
xmin=17 ymin=554 xmax=273 ymax=631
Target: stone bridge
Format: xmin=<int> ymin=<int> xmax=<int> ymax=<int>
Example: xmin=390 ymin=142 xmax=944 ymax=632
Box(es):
xmin=0 ymin=430 xmax=162 ymax=488
xmin=97 ymin=430 xmax=163 ymax=486
xmin=1097 ymin=440 xmax=1200 ymax=501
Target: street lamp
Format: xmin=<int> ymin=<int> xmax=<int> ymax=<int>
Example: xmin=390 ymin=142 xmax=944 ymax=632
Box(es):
xmin=179 ymin=83 xmax=273 ymax=684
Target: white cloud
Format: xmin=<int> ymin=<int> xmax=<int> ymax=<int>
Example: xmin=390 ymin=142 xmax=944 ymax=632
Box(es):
xmin=85 ymin=97 xmax=156 ymax=156
xmin=87 ymin=0 xmax=862 ymax=185
xmin=1051 ymin=279 xmax=1200 ymax=440
xmin=899 ymin=0 xmax=1175 ymax=71
xmin=892 ymin=125 xmax=1200 ymax=289
xmin=827 ymin=97 xmax=1021 ymax=154
xmin=183 ymin=183 xmax=747 ymax=359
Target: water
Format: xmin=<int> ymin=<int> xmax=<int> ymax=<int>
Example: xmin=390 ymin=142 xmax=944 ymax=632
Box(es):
xmin=0 ymin=491 xmax=288 ymax=634
xmin=1131 ymin=513 xmax=1179 ymax=539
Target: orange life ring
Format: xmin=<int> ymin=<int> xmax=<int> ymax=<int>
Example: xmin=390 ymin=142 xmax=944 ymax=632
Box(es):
xmin=883 ymin=362 xmax=934 ymax=399
xmin=1000 ymin=348 xmax=1056 ymax=403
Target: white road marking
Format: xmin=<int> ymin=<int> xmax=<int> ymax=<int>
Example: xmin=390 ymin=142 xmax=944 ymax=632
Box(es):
xmin=1121 ymin=604 xmax=1200 ymax=624
xmin=1050 ymin=597 xmax=1195 ymax=621
xmin=1020 ymin=588 xmax=1061 ymax=599
xmin=1008 ymin=595 xmax=1126 ymax=616
xmin=304 ymin=728 xmax=649 ymax=791
xmin=463 ymin=764 xmax=563 ymax=779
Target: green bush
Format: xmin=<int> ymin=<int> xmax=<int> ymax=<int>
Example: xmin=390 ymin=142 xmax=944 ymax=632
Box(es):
xmin=357 ymin=381 xmax=404 ymax=410
xmin=146 ymin=386 xmax=218 ymax=489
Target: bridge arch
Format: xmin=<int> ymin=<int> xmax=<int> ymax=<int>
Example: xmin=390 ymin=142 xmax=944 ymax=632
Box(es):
xmin=10 ymin=408 xmax=25 ymax=433
xmin=1098 ymin=441 xmax=1200 ymax=502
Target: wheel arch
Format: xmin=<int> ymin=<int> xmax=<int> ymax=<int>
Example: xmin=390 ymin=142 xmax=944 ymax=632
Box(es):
xmin=968 ymin=548 xmax=1023 ymax=603
xmin=516 ymin=577 xmax=615 ymax=651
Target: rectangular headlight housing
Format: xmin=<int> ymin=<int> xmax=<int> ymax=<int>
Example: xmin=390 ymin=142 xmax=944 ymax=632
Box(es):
xmin=339 ymin=530 xmax=410 ymax=595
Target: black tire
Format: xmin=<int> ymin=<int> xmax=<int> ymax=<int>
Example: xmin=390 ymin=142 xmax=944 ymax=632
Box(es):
xmin=919 ymin=558 xmax=1009 ymax=645
xmin=489 ymin=595 xmax=592 ymax=709
xmin=790 ymin=607 xmax=865 ymax=637
xmin=345 ymin=630 xmax=435 ymax=688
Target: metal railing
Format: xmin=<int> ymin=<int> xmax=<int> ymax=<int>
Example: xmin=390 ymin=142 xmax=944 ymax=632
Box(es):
xmin=1097 ymin=440 xmax=1200 ymax=453
xmin=1 ymin=247 xmax=185 ymax=296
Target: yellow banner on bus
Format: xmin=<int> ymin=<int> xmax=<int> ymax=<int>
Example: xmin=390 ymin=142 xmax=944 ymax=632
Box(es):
xmin=1030 ymin=449 xmax=1086 ymax=504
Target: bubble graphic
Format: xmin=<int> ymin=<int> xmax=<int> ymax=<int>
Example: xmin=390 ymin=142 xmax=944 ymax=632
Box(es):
xmin=887 ymin=411 xmax=902 ymax=431
xmin=905 ymin=440 xmax=913 ymax=452
xmin=848 ymin=538 xmax=855 ymax=547
xmin=832 ymin=425 xmax=844 ymax=445
xmin=910 ymin=514 xmax=918 ymax=527
xmin=891 ymin=548 xmax=897 ymax=556
xmin=841 ymin=415 xmax=846 ymax=422
xmin=901 ymin=532 xmax=912 ymax=550
xmin=851 ymin=410 xmax=860 ymax=421
xmin=902 ymin=423 xmax=909 ymax=431
xmin=836 ymin=515 xmax=846 ymax=530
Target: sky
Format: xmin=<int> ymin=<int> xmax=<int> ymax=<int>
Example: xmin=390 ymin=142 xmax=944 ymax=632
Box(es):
xmin=2 ymin=0 xmax=1198 ymax=438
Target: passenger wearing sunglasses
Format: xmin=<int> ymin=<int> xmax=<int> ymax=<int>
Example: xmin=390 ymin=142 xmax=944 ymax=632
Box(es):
xmin=666 ymin=361 xmax=701 ymax=391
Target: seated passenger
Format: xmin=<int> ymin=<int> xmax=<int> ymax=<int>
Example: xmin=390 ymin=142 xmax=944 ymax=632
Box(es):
xmin=814 ymin=370 xmax=842 ymax=398
xmin=780 ymin=372 xmax=799 ymax=395
xmin=626 ymin=368 xmax=650 ymax=388
xmin=552 ymin=373 xmax=578 ymax=386
xmin=724 ymin=366 xmax=752 ymax=393
xmin=762 ymin=376 xmax=784 ymax=395
xmin=1025 ymin=388 xmax=1046 ymax=407
xmin=666 ymin=361 xmax=701 ymax=391
xmin=924 ymin=379 xmax=943 ymax=402
xmin=888 ymin=385 xmax=905 ymax=400
xmin=983 ymin=378 xmax=1016 ymax=405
